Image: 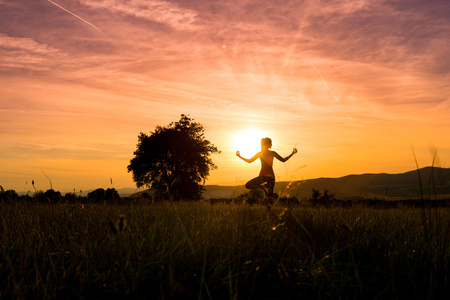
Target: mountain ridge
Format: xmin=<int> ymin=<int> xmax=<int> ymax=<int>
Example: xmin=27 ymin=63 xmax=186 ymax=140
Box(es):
xmin=202 ymin=167 xmax=450 ymax=199
xmin=46 ymin=167 xmax=449 ymax=198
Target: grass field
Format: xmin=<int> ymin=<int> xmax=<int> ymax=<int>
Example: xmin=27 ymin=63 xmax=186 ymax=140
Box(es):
xmin=1 ymin=200 xmax=449 ymax=299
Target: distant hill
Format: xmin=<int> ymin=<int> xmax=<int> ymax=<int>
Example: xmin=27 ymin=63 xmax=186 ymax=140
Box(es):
xmin=90 ymin=167 xmax=450 ymax=199
xmin=203 ymin=167 xmax=450 ymax=200
xmin=12 ymin=168 xmax=449 ymax=199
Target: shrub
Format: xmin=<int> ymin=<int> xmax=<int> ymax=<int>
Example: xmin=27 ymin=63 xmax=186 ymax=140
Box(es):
xmin=0 ymin=189 xmax=19 ymax=202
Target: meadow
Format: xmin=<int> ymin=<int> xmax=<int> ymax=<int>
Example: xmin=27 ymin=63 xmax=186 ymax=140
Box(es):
xmin=1 ymin=199 xmax=449 ymax=299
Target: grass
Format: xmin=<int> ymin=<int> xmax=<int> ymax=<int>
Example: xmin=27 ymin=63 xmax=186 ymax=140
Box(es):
xmin=1 ymin=201 xmax=449 ymax=299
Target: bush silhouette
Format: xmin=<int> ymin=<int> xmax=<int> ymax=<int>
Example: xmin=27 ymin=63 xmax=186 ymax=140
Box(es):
xmin=87 ymin=188 xmax=120 ymax=203
xmin=0 ymin=189 xmax=18 ymax=202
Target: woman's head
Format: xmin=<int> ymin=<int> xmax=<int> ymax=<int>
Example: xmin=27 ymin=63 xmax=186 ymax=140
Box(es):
xmin=261 ymin=137 xmax=272 ymax=149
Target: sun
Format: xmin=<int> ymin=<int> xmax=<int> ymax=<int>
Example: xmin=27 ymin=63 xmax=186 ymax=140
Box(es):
xmin=233 ymin=129 xmax=268 ymax=158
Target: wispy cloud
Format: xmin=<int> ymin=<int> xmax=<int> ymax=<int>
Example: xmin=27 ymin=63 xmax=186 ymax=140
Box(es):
xmin=81 ymin=0 xmax=200 ymax=31
xmin=0 ymin=35 xmax=68 ymax=75
xmin=0 ymin=35 xmax=57 ymax=54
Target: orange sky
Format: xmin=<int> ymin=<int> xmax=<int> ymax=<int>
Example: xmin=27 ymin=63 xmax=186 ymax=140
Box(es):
xmin=1 ymin=0 xmax=449 ymax=193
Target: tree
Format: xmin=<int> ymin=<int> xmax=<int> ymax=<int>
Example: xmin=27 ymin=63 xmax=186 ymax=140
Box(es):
xmin=127 ymin=114 xmax=220 ymax=200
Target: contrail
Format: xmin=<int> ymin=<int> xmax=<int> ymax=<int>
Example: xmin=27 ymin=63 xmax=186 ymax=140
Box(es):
xmin=310 ymin=61 xmax=339 ymax=102
xmin=310 ymin=61 xmax=353 ymax=120
xmin=48 ymin=0 xmax=102 ymax=32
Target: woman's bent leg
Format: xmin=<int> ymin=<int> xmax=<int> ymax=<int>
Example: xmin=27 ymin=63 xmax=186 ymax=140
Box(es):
xmin=245 ymin=177 xmax=264 ymax=190
xmin=245 ymin=176 xmax=275 ymax=196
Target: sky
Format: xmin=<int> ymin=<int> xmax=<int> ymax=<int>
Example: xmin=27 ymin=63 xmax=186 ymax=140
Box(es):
xmin=1 ymin=0 xmax=449 ymax=193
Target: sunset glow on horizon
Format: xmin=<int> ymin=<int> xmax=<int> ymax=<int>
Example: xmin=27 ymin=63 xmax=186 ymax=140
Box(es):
xmin=1 ymin=0 xmax=449 ymax=193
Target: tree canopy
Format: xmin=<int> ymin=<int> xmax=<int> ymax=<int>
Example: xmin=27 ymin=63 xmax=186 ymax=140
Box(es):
xmin=127 ymin=115 xmax=220 ymax=200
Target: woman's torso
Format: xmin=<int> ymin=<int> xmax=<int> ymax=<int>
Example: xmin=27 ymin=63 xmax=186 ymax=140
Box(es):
xmin=259 ymin=150 xmax=275 ymax=177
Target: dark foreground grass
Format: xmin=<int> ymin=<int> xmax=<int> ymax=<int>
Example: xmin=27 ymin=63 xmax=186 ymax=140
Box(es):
xmin=1 ymin=201 xmax=449 ymax=299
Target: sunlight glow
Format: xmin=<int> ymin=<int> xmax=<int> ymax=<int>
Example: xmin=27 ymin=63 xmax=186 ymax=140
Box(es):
xmin=1 ymin=0 xmax=449 ymax=192
xmin=233 ymin=129 xmax=269 ymax=158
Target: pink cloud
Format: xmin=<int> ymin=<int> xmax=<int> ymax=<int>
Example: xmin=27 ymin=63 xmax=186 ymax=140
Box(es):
xmin=0 ymin=34 xmax=66 ymax=70
xmin=0 ymin=34 xmax=61 ymax=55
xmin=81 ymin=0 xmax=200 ymax=31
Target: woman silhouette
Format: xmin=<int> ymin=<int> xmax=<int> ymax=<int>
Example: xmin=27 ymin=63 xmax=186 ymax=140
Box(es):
xmin=236 ymin=137 xmax=297 ymax=198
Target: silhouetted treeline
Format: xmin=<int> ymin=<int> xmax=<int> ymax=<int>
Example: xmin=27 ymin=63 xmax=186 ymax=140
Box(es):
xmin=1 ymin=187 xmax=450 ymax=208
xmin=0 ymin=188 xmax=149 ymax=204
